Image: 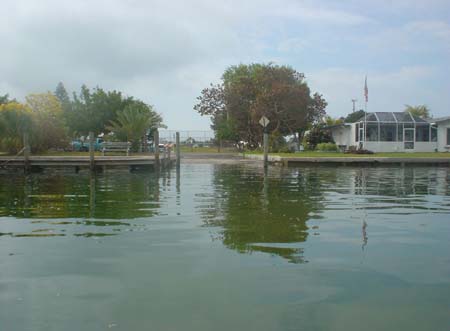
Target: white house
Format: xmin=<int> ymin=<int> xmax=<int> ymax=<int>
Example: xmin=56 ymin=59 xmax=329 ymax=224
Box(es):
xmin=330 ymin=112 xmax=450 ymax=153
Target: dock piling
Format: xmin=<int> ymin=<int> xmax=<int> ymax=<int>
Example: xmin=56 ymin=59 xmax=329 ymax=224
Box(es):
xmin=23 ymin=132 xmax=30 ymax=173
xmin=176 ymin=132 xmax=180 ymax=168
xmin=154 ymin=129 xmax=160 ymax=167
xmin=89 ymin=131 xmax=95 ymax=171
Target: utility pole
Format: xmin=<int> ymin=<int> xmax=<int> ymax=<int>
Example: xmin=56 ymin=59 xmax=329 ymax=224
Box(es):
xmin=351 ymin=99 xmax=357 ymax=113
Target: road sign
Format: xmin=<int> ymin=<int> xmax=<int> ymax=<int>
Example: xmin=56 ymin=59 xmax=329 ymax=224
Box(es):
xmin=259 ymin=116 xmax=270 ymax=128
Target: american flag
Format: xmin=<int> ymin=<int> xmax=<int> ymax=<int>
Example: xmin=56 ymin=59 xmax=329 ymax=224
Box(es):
xmin=364 ymin=76 xmax=368 ymax=103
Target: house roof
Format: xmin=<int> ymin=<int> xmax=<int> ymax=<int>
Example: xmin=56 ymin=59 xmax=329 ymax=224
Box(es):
xmin=430 ymin=116 xmax=450 ymax=123
xmin=357 ymin=112 xmax=428 ymax=123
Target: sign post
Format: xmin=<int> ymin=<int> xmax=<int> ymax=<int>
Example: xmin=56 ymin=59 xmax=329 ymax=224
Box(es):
xmin=259 ymin=116 xmax=270 ymax=168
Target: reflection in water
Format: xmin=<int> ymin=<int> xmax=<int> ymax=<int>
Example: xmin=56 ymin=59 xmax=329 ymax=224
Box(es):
xmin=198 ymin=165 xmax=326 ymax=263
xmin=0 ymin=165 xmax=450 ymax=262
xmin=0 ymin=170 xmax=161 ymax=219
xmin=198 ymin=165 xmax=450 ymax=263
xmin=362 ymin=220 xmax=368 ymax=251
xmin=1 ymin=164 xmax=450 ymax=331
xmin=0 ymin=169 xmax=164 ymax=238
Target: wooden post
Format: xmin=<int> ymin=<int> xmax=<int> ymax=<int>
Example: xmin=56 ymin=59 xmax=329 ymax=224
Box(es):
xmin=176 ymin=132 xmax=180 ymax=168
xmin=154 ymin=129 xmax=160 ymax=166
xmin=23 ymin=132 xmax=30 ymax=173
xmin=89 ymin=131 xmax=95 ymax=171
xmin=263 ymin=131 xmax=269 ymax=168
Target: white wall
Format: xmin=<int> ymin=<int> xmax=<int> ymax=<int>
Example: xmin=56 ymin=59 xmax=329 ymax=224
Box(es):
xmin=437 ymin=119 xmax=450 ymax=152
xmin=331 ymin=122 xmax=447 ymax=153
xmin=330 ymin=124 xmax=360 ymax=148
xmin=330 ymin=126 xmax=352 ymax=147
xmin=364 ymin=141 xmax=436 ymax=153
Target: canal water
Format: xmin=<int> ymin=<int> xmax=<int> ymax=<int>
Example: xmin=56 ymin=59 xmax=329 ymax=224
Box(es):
xmin=1 ymin=164 xmax=449 ymax=331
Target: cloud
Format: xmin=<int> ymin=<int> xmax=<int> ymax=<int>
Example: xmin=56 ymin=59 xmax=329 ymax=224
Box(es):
xmin=307 ymin=66 xmax=448 ymax=118
xmin=0 ymin=0 xmax=449 ymax=129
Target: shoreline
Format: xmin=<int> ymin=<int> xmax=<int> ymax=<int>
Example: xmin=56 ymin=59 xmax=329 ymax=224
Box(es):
xmin=243 ymin=154 xmax=450 ymax=165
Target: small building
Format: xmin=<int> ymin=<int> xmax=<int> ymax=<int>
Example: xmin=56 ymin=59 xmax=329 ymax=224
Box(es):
xmin=330 ymin=112 xmax=450 ymax=153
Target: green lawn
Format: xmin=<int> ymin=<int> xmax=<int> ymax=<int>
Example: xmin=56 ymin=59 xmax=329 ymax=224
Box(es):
xmin=248 ymin=151 xmax=450 ymax=158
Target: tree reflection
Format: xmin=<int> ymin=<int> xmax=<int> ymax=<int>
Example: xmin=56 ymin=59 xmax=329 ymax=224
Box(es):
xmin=200 ymin=165 xmax=326 ymax=263
xmin=0 ymin=170 xmax=162 ymax=219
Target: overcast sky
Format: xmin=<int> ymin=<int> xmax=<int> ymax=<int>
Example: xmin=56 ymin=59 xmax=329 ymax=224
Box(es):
xmin=1 ymin=0 xmax=449 ymax=130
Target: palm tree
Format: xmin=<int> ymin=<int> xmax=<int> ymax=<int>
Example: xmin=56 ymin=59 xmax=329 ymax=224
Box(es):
xmin=404 ymin=104 xmax=430 ymax=118
xmin=106 ymin=101 xmax=164 ymax=151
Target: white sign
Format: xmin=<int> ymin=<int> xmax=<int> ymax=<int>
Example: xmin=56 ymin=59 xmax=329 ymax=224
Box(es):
xmin=259 ymin=116 xmax=270 ymax=128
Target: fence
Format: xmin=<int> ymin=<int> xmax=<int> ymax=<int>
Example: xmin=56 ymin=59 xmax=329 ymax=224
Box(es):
xmin=158 ymin=130 xmax=238 ymax=152
xmin=158 ymin=130 xmax=214 ymax=146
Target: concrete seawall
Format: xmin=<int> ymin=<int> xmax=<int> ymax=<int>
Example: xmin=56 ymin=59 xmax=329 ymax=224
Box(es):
xmin=244 ymin=154 xmax=450 ymax=166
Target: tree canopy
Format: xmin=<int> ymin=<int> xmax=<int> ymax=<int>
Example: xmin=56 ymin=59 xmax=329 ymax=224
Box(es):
xmin=0 ymin=94 xmax=13 ymax=105
xmin=0 ymin=84 xmax=165 ymax=154
xmin=0 ymin=102 xmax=33 ymax=153
xmin=194 ymin=63 xmax=327 ymax=148
xmin=344 ymin=109 xmax=365 ymax=123
xmin=67 ymin=85 xmax=133 ymax=135
xmin=26 ymin=93 xmax=68 ymax=152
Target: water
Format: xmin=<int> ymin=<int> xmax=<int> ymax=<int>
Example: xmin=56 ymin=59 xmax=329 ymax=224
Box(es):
xmin=1 ymin=164 xmax=449 ymax=331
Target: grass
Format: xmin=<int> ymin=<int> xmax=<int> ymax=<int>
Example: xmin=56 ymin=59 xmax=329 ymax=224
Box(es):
xmin=247 ymin=151 xmax=450 ymax=158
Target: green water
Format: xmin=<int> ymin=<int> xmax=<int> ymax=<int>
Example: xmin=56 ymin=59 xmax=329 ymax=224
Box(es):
xmin=1 ymin=164 xmax=449 ymax=331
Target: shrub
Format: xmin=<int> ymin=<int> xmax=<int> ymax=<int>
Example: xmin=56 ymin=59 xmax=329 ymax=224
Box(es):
xmin=279 ymin=145 xmax=294 ymax=153
xmin=316 ymin=142 xmax=338 ymax=152
xmin=345 ymin=148 xmax=374 ymax=154
xmin=304 ymin=127 xmax=334 ymax=150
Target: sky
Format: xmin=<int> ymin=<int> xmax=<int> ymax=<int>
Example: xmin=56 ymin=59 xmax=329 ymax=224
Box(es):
xmin=1 ymin=0 xmax=449 ymax=130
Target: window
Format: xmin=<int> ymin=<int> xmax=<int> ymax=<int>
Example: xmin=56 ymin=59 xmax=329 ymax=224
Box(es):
xmin=380 ymin=123 xmax=397 ymax=141
xmin=366 ymin=123 xmax=378 ymax=141
xmin=447 ymin=128 xmax=450 ymax=145
xmin=355 ymin=123 xmax=359 ymax=142
xmin=415 ymin=124 xmax=430 ymax=142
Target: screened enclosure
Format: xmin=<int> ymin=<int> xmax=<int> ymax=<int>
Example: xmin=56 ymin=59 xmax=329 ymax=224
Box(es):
xmin=355 ymin=112 xmax=437 ymax=150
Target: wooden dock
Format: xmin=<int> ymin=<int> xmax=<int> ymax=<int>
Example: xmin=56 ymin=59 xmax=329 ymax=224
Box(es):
xmin=0 ymin=155 xmax=167 ymax=171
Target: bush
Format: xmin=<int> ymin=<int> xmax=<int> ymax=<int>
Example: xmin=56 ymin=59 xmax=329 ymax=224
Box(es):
xmin=304 ymin=127 xmax=334 ymax=150
xmin=316 ymin=142 xmax=338 ymax=152
xmin=279 ymin=145 xmax=294 ymax=153
xmin=345 ymin=148 xmax=374 ymax=154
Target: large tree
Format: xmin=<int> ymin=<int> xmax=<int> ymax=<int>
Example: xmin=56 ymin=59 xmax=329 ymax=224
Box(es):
xmin=55 ymin=82 xmax=72 ymax=118
xmin=0 ymin=102 xmax=33 ymax=153
xmin=26 ymin=93 xmax=69 ymax=152
xmin=68 ymin=85 xmax=133 ymax=135
xmin=194 ymin=63 xmax=327 ymax=148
